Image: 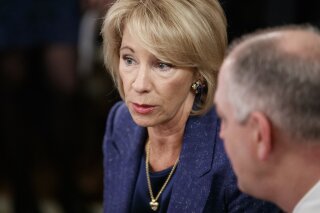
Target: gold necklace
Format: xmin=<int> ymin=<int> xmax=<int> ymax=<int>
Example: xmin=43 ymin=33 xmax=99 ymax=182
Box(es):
xmin=145 ymin=141 xmax=179 ymax=211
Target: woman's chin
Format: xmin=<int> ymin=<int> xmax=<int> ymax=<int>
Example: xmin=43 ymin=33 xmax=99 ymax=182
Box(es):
xmin=132 ymin=118 xmax=154 ymax=127
xmin=128 ymin=107 xmax=157 ymax=127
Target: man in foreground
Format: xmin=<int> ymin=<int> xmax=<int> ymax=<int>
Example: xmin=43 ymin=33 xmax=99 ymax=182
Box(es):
xmin=214 ymin=25 xmax=320 ymax=213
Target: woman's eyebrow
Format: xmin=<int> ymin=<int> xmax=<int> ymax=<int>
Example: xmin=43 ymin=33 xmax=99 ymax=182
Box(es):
xmin=120 ymin=46 xmax=135 ymax=53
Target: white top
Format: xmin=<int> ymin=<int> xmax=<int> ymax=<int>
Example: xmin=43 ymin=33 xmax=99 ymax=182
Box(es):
xmin=293 ymin=180 xmax=320 ymax=213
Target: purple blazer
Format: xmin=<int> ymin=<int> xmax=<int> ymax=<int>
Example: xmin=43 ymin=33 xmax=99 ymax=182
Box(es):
xmin=103 ymin=101 xmax=281 ymax=213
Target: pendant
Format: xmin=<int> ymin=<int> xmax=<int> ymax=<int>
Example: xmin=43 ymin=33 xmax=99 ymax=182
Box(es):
xmin=149 ymin=200 xmax=159 ymax=211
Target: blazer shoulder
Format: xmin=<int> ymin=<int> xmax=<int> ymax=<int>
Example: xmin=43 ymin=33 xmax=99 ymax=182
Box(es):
xmin=206 ymin=106 xmax=220 ymax=125
xmin=105 ymin=101 xmax=132 ymax=135
xmin=103 ymin=101 xmax=132 ymax=150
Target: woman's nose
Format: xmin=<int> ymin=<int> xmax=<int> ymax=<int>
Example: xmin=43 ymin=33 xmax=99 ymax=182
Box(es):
xmin=132 ymin=64 xmax=151 ymax=93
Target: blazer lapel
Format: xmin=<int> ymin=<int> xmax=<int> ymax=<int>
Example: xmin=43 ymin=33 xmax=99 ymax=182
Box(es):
xmin=168 ymin=109 xmax=219 ymax=212
xmin=108 ymin=121 xmax=146 ymax=212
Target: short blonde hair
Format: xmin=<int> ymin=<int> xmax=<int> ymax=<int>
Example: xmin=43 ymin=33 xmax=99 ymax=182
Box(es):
xmin=101 ymin=0 xmax=227 ymax=115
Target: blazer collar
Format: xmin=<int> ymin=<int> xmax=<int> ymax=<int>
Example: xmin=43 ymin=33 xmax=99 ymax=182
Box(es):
xmin=109 ymin=112 xmax=147 ymax=212
xmin=179 ymin=109 xmax=219 ymax=177
xmin=168 ymin=108 xmax=219 ymax=212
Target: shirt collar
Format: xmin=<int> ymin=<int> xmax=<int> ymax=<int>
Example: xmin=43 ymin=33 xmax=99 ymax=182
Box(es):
xmin=293 ymin=180 xmax=320 ymax=213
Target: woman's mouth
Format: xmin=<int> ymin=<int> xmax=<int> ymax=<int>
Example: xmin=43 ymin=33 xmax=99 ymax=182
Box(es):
xmin=132 ymin=103 xmax=155 ymax=114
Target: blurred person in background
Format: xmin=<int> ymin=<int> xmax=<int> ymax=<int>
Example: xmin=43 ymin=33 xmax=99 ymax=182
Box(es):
xmin=101 ymin=0 xmax=281 ymax=212
xmin=0 ymin=0 xmax=80 ymax=212
xmin=1 ymin=0 xmax=116 ymax=212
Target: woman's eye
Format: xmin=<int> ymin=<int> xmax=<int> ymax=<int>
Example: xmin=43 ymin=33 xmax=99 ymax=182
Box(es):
xmin=122 ymin=55 xmax=135 ymax=65
xmin=156 ymin=62 xmax=173 ymax=71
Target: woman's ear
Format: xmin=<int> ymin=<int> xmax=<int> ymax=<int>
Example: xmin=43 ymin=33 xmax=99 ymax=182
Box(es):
xmin=248 ymin=112 xmax=273 ymax=161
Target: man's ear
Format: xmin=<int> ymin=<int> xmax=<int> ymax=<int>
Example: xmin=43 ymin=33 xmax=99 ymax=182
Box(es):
xmin=248 ymin=112 xmax=272 ymax=161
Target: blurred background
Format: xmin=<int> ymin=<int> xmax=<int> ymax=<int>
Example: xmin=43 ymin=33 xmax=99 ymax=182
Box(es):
xmin=0 ymin=0 xmax=319 ymax=212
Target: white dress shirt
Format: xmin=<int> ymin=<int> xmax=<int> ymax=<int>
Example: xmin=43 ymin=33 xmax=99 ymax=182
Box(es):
xmin=293 ymin=180 xmax=320 ymax=213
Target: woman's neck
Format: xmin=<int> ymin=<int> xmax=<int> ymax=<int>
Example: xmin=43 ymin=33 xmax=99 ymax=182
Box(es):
xmin=147 ymin=119 xmax=187 ymax=172
xmin=146 ymin=94 xmax=194 ymax=171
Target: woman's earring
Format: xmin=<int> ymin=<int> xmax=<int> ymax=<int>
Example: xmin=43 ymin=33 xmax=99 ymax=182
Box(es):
xmin=191 ymin=80 xmax=203 ymax=94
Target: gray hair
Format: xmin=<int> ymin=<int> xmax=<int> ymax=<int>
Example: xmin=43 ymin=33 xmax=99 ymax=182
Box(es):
xmin=226 ymin=25 xmax=320 ymax=141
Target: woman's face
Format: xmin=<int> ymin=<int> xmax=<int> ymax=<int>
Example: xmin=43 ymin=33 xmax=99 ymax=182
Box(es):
xmin=119 ymin=27 xmax=196 ymax=127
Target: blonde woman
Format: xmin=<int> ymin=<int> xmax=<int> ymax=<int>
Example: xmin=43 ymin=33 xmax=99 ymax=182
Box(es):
xmin=101 ymin=0 xmax=281 ymax=212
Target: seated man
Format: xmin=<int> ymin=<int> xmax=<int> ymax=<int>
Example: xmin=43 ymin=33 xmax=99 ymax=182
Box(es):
xmin=214 ymin=25 xmax=320 ymax=213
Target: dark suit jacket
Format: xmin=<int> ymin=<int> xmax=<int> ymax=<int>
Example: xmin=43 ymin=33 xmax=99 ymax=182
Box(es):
xmin=103 ymin=101 xmax=281 ymax=213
